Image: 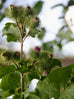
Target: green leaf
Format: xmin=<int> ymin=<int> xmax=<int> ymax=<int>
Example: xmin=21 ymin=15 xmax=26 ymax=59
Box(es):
xmin=0 ymin=65 xmax=16 ymax=78
xmin=60 ymin=83 xmax=74 ymax=99
xmin=0 ymin=14 xmax=5 ymax=22
xmin=1 ymin=0 xmax=6 ymax=4
xmin=39 ymin=51 xmax=50 ymax=68
xmin=59 ymin=16 xmax=64 ymax=19
xmin=35 ymin=65 xmax=74 ymax=99
xmin=12 ymin=94 xmax=21 ymax=99
xmin=57 ymin=28 xmax=73 ymax=41
xmin=0 ymin=71 xmax=20 ymax=91
xmin=48 ymin=59 xmax=62 ymax=70
xmin=68 ymin=0 xmax=74 ymax=7
xmin=2 ymin=23 xmax=20 ymax=42
xmin=0 ymin=89 xmax=5 ymax=98
xmin=24 ymin=72 xmax=39 ymax=91
xmin=59 ymin=25 xmax=68 ymax=31
xmin=41 ymin=42 xmax=53 ymax=53
xmin=3 ymin=89 xmax=14 ymax=98
xmin=29 ymin=28 xmax=40 ymax=37
xmin=39 ymin=51 xmax=61 ymax=71
xmin=32 ymin=1 xmax=43 ymax=15
xmin=26 ymin=94 xmax=40 ymax=99
xmin=38 ymin=28 xmax=46 ymax=40
xmin=29 ymin=49 xmax=40 ymax=59
xmin=24 ymin=74 xmax=31 ymax=91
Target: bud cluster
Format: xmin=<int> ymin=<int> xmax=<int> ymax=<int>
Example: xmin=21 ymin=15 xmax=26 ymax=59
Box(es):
xmin=1 ymin=51 xmax=20 ymax=60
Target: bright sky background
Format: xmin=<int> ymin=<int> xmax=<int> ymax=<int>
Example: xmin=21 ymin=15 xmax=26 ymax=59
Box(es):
xmin=0 ymin=0 xmax=74 ymax=58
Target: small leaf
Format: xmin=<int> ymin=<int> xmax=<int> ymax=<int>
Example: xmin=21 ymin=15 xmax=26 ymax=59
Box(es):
xmin=57 ymin=28 xmax=73 ymax=41
xmin=59 ymin=25 xmax=68 ymax=31
xmin=51 ymin=3 xmax=64 ymax=9
xmin=29 ymin=28 xmax=40 ymax=37
xmin=32 ymin=1 xmax=43 ymax=15
xmin=38 ymin=28 xmax=46 ymax=40
xmin=2 ymin=23 xmax=20 ymax=42
xmin=41 ymin=42 xmax=53 ymax=52
xmin=59 ymin=16 xmax=64 ymax=19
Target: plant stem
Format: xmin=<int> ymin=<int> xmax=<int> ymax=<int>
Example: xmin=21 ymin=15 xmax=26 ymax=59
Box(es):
xmin=20 ymin=36 xmax=23 ymax=60
xmin=12 ymin=60 xmax=19 ymax=68
xmin=21 ymin=73 xmax=24 ymax=99
xmin=23 ymin=30 xmax=30 ymax=42
xmin=16 ymin=20 xmax=30 ymax=99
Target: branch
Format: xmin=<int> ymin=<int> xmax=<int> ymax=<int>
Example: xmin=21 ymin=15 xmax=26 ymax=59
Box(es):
xmin=15 ymin=19 xmax=22 ymax=37
xmin=23 ymin=30 xmax=30 ymax=42
xmin=22 ymin=72 xmax=31 ymax=77
xmin=12 ymin=60 xmax=19 ymax=68
xmin=22 ymin=22 xmax=25 ymax=35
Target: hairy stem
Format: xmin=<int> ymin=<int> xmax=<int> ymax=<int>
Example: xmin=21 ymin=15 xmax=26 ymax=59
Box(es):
xmin=16 ymin=19 xmax=29 ymax=99
xmin=20 ymin=36 xmax=23 ymax=60
xmin=12 ymin=60 xmax=19 ymax=68
xmin=21 ymin=74 xmax=24 ymax=99
xmin=23 ymin=30 xmax=30 ymax=42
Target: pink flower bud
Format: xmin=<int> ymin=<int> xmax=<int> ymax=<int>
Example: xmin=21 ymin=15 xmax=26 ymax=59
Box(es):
xmin=43 ymin=70 xmax=48 ymax=76
xmin=49 ymin=54 xmax=53 ymax=58
xmin=34 ymin=46 xmax=41 ymax=52
xmin=16 ymin=52 xmax=20 ymax=56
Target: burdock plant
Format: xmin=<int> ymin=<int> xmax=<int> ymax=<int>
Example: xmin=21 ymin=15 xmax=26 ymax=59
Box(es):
xmin=0 ymin=1 xmax=74 ymax=99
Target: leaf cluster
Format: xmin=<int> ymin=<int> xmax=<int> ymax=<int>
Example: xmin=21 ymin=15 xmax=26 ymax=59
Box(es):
xmin=26 ymin=65 xmax=74 ymax=99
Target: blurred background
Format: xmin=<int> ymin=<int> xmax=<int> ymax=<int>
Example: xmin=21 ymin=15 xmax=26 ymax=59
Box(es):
xmin=0 ymin=0 xmax=74 ymax=66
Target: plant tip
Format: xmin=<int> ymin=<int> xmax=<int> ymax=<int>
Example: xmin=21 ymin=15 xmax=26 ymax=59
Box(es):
xmin=34 ymin=46 xmax=41 ymax=52
xmin=43 ymin=70 xmax=48 ymax=76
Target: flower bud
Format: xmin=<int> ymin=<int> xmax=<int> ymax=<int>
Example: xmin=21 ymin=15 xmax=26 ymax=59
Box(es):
xmin=34 ymin=46 xmax=41 ymax=52
xmin=9 ymin=5 xmax=18 ymax=18
xmin=13 ymin=52 xmax=20 ymax=60
xmin=10 ymin=5 xmax=14 ymax=9
xmin=1 ymin=51 xmax=12 ymax=60
xmin=26 ymin=6 xmax=31 ymax=10
xmin=2 ymin=52 xmax=6 ymax=57
xmin=43 ymin=70 xmax=48 ymax=76
xmin=49 ymin=54 xmax=53 ymax=58
xmin=25 ymin=6 xmax=33 ymax=16
xmin=30 ymin=16 xmax=39 ymax=28
xmin=16 ymin=52 xmax=20 ymax=56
